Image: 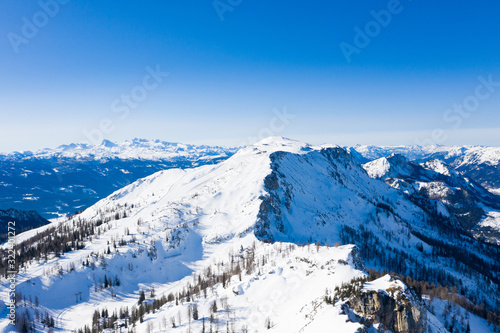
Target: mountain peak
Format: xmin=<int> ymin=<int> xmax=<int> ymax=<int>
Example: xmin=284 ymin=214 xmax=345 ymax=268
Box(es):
xmin=254 ymin=136 xmax=303 ymax=147
xmin=362 ymin=154 xmax=415 ymax=179
xmin=100 ymin=139 xmax=117 ymax=148
xmin=237 ymin=137 xmax=314 ymax=156
xmin=387 ymin=153 xmax=410 ymax=165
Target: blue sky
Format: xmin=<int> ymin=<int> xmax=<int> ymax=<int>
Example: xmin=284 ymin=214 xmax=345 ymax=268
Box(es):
xmin=0 ymin=0 xmax=499 ymax=152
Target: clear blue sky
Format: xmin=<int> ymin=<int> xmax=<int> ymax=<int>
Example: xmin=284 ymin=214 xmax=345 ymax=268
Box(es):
xmin=1 ymin=0 xmax=499 ymax=152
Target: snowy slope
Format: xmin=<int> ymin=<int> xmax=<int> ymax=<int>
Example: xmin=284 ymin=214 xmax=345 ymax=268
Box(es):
xmin=1 ymin=137 xmax=498 ymax=332
xmin=362 ymin=154 xmax=420 ymax=180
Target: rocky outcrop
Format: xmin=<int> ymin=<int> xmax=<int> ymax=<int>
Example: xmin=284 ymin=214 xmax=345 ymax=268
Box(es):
xmin=344 ymin=280 xmax=426 ymax=333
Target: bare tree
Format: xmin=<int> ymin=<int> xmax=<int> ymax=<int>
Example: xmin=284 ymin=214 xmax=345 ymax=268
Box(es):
xmin=146 ymin=321 xmax=153 ymax=333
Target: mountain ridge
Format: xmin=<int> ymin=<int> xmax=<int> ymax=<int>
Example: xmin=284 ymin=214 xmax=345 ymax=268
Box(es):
xmin=350 ymin=144 xmax=500 ymax=192
xmin=1 ymin=137 xmax=499 ymax=332
xmin=0 ymin=138 xmax=237 ymax=161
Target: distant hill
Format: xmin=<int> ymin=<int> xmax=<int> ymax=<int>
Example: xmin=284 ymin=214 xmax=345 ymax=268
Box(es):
xmin=0 ymin=208 xmax=50 ymax=243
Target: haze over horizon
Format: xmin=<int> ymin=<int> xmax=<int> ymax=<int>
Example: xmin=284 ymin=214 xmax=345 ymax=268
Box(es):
xmin=1 ymin=0 xmax=499 ymax=152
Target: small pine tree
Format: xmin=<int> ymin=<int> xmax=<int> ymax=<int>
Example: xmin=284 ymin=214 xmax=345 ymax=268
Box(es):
xmin=138 ymin=290 xmax=146 ymax=304
xmin=265 ymin=317 xmax=272 ymax=329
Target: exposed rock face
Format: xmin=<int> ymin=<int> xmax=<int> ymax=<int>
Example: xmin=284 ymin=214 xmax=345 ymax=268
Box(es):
xmin=346 ymin=287 xmax=426 ymax=333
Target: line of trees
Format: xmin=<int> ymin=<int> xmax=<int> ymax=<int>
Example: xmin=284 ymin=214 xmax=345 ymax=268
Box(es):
xmin=77 ymin=242 xmax=300 ymax=332
xmin=0 ymin=206 xmax=132 ymax=278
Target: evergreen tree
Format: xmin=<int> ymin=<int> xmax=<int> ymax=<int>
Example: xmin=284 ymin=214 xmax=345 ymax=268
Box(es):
xmin=138 ymin=290 xmax=146 ymax=305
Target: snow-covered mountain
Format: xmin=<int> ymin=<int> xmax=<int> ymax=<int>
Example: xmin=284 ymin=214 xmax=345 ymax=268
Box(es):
xmin=1 ymin=139 xmax=235 ymax=161
xmin=362 ymin=154 xmax=500 ymax=243
xmin=0 ymin=139 xmax=236 ymax=218
xmin=1 ymin=138 xmax=499 ymax=332
xmin=351 ymin=144 xmax=500 ymax=193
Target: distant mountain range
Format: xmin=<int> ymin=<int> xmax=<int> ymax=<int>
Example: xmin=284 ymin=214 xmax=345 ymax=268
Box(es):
xmin=362 ymin=153 xmax=500 ymax=243
xmin=0 ymin=139 xmax=237 ymax=218
xmin=350 ymin=144 xmax=500 ymax=193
